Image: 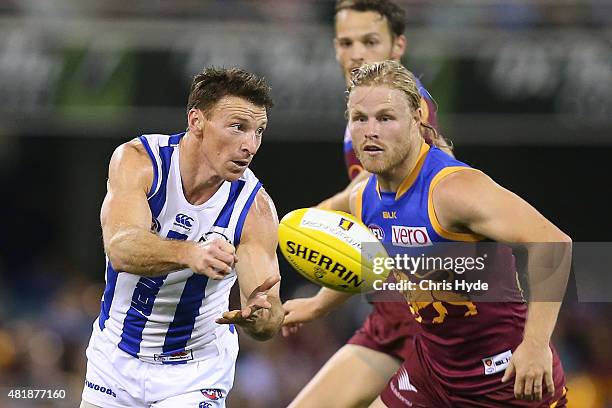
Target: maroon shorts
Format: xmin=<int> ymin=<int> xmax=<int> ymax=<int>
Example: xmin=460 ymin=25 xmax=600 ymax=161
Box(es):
xmin=380 ymin=339 xmax=568 ymax=408
xmin=347 ymin=299 xmax=417 ymax=361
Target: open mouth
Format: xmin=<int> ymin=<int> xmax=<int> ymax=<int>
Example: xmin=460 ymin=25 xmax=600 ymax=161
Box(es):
xmin=232 ymin=160 xmax=249 ymax=167
xmin=363 ymin=145 xmax=384 ymax=152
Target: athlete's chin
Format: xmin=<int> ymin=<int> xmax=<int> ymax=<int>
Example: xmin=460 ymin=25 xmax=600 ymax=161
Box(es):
xmin=360 ymin=158 xmax=390 ymax=175
xmin=222 ymin=172 xmax=244 ymax=182
xmin=222 ymin=167 xmax=248 ymax=181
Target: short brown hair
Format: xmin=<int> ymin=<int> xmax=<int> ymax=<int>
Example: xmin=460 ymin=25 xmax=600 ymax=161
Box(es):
xmin=335 ymin=0 xmax=406 ymax=38
xmin=187 ymin=67 xmax=274 ymax=115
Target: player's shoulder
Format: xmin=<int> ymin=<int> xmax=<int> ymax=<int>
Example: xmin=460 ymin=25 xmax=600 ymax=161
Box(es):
xmin=112 ymin=138 xmax=150 ymax=165
xmin=423 ymin=146 xmax=466 ymax=172
xmin=431 ymin=166 xmax=490 ymax=208
xmin=240 ymin=187 xmax=279 ymax=244
xmin=252 ymin=187 xmax=277 ymax=220
xmin=348 ymin=177 xmax=371 ymax=217
xmin=108 ymin=138 xmax=155 ymax=191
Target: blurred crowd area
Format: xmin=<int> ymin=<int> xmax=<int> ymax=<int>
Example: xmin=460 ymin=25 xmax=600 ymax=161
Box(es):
xmin=1 ymin=0 xmax=611 ymax=25
xmin=0 ymin=0 xmax=611 ymax=141
xmin=0 ymin=0 xmax=611 ymax=407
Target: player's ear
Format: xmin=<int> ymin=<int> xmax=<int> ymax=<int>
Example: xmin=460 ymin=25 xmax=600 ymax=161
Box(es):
xmin=391 ymin=34 xmax=406 ymax=61
xmin=187 ymin=108 xmax=205 ymax=135
xmin=413 ymin=107 xmax=423 ymax=125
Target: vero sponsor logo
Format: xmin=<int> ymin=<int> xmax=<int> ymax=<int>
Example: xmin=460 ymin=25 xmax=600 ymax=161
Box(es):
xmin=391 ymin=226 xmax=432 ymax=247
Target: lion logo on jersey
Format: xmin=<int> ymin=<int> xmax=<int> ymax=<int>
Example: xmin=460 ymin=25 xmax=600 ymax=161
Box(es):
xmin=394 ymin=269 xmax=478 ymax=324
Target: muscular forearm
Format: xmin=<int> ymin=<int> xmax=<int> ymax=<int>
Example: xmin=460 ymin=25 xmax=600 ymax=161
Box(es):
xmin=106 ymin=226 xmax=193 ymax=276
xmin=318 ymin=170 xmax=371 ymax=212
xmin=523 ymin=302 xmax=562 ymax=345
xmin=318 ymin=193 xmax=350 ymax=212
xmin=313 ymin=287 xmax=353 ymax=316
xmin=244 ymin=297 xmax=284 ymax=341
xmin=522 ymin=239 xmax=571 ymax=344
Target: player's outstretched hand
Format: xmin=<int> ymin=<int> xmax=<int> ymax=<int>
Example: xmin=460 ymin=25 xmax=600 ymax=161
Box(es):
xmin=216 ymin=276 xmax=281 ymax=326
xmin=281 ymin=297 xmax=325 ymax=337
xmin=501 ymin=339 xmax=554 ymax=401
xmin=188 ymin=238 xmax=238 ymax=280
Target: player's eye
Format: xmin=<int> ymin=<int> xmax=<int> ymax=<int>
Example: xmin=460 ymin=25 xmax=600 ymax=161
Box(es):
xmin=379 ymin=115 xmax=393 ymax=122
xmin=352 ymin=114 xmax=367 ymax=122
xmin=339 ymin=40 xmax=352 ymax=48
xmin=231 ymin=123 xmax=243 ymax=131
xmin=256 ymin=127 xmax=265 ymax=136
xmin=365 ymin=39 xmax=379 ymax=47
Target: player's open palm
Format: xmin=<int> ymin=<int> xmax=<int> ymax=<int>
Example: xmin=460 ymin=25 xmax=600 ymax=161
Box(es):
xmin=188 ymin=238 xmax=237 ymax=280
xmin=216 ymin=276 xmax=281 ymax=326
xmin=502 ymin=340 xmax=554 ymax=401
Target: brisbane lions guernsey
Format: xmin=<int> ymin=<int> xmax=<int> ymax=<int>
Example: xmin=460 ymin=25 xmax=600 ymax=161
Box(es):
xmin=94 ymin=132 xmax=262 ymax=364
xmin=355 ymin=142 xmax=536 ymax=392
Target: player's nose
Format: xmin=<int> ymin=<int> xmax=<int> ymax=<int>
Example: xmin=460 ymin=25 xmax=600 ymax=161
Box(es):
xmin=364 ymin=118 xmax=380 ymax=138
xmin=241 ymin=132 xmax=259 ymax=154
xmin=349 ymin=44 xmax=366 ymax=64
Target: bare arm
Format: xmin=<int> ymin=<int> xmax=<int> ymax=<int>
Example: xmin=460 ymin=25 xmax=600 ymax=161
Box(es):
xmin=433 ymin=170 xmax=571 ymax=401
xmin=102 ymin=139 xmax=235 ymax=279
xmin=282 ymin=180 xmax=368 ymax=335
xmin=317 ymin=169 xmax=370 ymax=212
xmin=216 ymin=188 xmax=284 ymax=341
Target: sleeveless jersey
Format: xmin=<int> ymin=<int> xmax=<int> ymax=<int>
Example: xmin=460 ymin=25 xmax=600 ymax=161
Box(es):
xmin=344 ymin=77 xmax=438 ymax=180
xmin=356 ymin=142 xmax=528 ymax=391
xmin=95 ymin=132 xmax=262 ymax=363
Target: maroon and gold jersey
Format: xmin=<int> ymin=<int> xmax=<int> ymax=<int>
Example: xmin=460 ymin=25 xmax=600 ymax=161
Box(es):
xmin=354 ymin=144 xmax=566 ymax=403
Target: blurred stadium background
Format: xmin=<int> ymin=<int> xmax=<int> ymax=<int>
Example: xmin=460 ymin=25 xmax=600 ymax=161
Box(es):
xmin=0 ymin=0 xmax=611 ymax=407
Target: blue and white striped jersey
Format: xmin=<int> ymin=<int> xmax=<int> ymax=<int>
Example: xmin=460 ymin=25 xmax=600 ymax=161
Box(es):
xmin=94 ymin=132 xmax=262 ymax=363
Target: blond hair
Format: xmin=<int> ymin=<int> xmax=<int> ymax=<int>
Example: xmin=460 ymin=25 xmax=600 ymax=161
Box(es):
xmin=347 ymin=60 xmax=451 ymax=150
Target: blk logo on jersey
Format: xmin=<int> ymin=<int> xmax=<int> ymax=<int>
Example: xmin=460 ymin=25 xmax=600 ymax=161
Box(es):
xmin=201 ymin=388 xmax=225 ymax=400
xmin=382 ymin=211 xmax=397 ymax=219
xmin=368 ymin=224 xmax=385 ymax=240
xmin=174 ymin=213 xmax=195 ymax=230
xmin=391 ymin=226 xmax=432 ymax=247
xmin=199 ymin=402 xmax=212 ymax=408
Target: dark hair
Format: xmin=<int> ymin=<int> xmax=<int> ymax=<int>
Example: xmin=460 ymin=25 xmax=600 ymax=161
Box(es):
xmin=335 ymin=0 xmax=406 ymax=38
xmin=187 ymin=67 xmax=274 ymax=115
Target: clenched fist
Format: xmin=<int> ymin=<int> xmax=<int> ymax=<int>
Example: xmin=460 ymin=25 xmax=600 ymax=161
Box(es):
xmin=186 ymin=238 xmax=238 ymax=279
